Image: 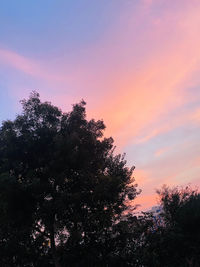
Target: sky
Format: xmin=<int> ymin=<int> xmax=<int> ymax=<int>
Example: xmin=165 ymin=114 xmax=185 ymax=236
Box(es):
xmin=1 ymin=0 xmax=200 ymax=210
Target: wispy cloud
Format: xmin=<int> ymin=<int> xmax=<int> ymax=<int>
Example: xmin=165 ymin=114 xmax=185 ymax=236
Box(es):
xmin=1 ymin=0 xmax=200 ymax=210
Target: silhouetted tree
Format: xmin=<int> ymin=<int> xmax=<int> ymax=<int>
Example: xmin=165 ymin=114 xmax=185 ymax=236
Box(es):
xmin=0 ymin=92 xmax=138 ymax=266
xmin=137 ymin=186 xmax=200 ymax=267
xmin=157 ymin=185 xmax=200 ymax=266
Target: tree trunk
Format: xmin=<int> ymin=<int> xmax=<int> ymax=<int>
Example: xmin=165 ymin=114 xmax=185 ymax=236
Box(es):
xmin=50 ymin=225 xmax=61 ymax=267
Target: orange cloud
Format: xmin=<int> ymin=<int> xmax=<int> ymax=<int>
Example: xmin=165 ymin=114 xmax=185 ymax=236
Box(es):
xmin=2 ymin=1 xmax=200 ymax=139
xmin=134 ymin=194 xmax=157 ymax=211
xmin=86 ymin=0 xmax=200 ymax=149
xmin=2 ymin=0 xmax=200 ymax=211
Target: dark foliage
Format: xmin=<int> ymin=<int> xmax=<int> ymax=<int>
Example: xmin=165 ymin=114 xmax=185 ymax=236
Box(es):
xmin=136 ymin=186 xmax=200 ymax=267
xmin=1 ymin=92 xmax=200 ymax=267
xmin=0 ymin=92 xmax=138 ymax=266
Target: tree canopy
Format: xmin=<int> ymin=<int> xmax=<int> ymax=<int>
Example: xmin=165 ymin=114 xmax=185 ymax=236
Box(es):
xmin=1 ymin=92 xmax=200 ymax=267
xmin=135 ymin=186 xmax=200 ymax=267
xmin=0 ymin=92 xmax=138 ymax=266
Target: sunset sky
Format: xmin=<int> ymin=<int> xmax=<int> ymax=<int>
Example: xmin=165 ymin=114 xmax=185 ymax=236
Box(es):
xmin=1 ymin=0 xmax=200 ymax=210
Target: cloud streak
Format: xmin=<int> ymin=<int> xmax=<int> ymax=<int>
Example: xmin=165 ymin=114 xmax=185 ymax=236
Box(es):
xmin=1 ymin=0 xmax=200 ymax=209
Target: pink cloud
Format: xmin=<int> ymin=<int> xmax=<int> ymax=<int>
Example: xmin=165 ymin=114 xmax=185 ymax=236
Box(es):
xmin=134 ymin=193 xmax=157 ymax=211
xmin=3 ymin=1 xmax=200 ymax=133
xmin=72 ymin=1 xmax=200 ymax=150
xmin=0 ymin=48 xmax=73 ymax=84
xmin=0 ymin=48 xmax=43 ymax=77
xmin=2 ymin=0 xmax=200 ymax=210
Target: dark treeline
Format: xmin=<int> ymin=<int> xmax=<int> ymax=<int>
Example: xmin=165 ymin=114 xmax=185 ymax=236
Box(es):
xmin=0 ymin=92 xmax=199 ymax=267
